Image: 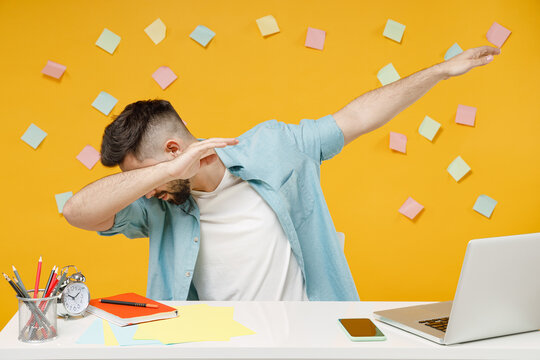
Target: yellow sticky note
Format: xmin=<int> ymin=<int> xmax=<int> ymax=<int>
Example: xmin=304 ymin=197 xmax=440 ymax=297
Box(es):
xmin=145 ymin=18 xmax=166 ymax=45
xmin=102 ymin=320 xmax=119 ymax=346
xmin=134 ymin=305 xmax=255 ymax=344
xmin=256 ymin=15 xmax=279 ymax=36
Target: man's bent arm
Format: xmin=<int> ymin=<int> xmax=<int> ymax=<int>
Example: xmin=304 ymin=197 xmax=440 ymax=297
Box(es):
xmin=63 ymin=162 xmax=172 ymax=232
xmin=333 ymin=46 xmax=501 ymax=145
xmin=63 ymin=137 xmax=238 ymax=232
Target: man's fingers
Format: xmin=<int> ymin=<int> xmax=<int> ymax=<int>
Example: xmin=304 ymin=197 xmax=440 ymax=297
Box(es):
xmin=473 ymin=45 xmax=501 ymax=58
xmin=471 ymin=56 xmax=491 ymax=67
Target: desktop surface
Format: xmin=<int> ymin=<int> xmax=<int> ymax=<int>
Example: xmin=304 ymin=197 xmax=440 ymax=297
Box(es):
xmin=0 ymin=301 xmax=539 ymax=360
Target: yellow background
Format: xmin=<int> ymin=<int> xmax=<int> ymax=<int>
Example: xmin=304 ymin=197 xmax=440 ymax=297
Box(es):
xmin=1 ymin=0 xmax=539 ymax=329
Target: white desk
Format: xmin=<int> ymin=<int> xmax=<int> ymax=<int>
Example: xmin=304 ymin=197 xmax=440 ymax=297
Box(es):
xmin=0 ymin=301 xmax=539 ymax=360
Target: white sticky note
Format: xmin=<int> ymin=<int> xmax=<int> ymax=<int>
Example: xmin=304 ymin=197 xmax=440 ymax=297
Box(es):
xmin=418 ymin=116 xmax=441 ymax=141
xmin=447 ymin=156 xmax=471 ymax=182
xmin=383 ymin=19 xmax=406 ymax=43
xmin=377 ymin=63 xmax=400 ymax=86
xmin=96 ymin=28 xmax=121 ymax=54
xmin=145 ymin=18 xmax=166 ymax=45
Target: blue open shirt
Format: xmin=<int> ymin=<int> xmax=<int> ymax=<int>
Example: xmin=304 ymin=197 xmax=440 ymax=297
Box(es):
xmin=98 ymin=114 xmax=360 ymax=301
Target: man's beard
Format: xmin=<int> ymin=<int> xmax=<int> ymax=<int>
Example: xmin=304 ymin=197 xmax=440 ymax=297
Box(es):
xmin=156 ymin=179 xmax=191 ymax=205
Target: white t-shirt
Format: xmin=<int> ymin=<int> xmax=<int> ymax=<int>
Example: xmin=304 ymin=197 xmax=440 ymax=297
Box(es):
xmin=191 ymin=169 xmax=309 ymax=301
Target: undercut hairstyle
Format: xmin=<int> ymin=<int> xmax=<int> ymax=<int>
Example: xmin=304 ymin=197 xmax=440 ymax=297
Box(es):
xmin=100 ymin=99 xmax=193 ymax=167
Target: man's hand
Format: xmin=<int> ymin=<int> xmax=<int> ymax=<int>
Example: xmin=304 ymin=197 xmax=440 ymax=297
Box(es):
xmin=164 ymin=138 xmax=239 ymax=181
xmin=439 ymin=46 xmax=501 ymax=79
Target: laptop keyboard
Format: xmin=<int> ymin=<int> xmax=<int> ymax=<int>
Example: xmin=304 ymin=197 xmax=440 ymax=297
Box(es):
xmin=418 ymin=317 xmax=449 ymax=332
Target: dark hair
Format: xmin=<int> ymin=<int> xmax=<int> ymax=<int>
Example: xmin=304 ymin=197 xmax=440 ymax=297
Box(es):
xmin=100 ymin=99 xmax=188 ymax=167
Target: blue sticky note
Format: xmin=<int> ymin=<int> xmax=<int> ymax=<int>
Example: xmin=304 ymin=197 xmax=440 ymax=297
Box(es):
xmin=55 ymin=191 xmax=73 ymax=214
xmin=96 ymin=28 xmax=121 ymax=54
xmin=92 ymin=91 xmax=118 ymax=116
xmin=473 ymin=195 xmax=497 ymax=218
xmin=109 ymin=323 xmax=161 ymax=346
xmin=190 ymin=25 xmax=215 ymax=47
xmin=76 ymin=318 xmax=104 ymax=344
xmin=21 ymin=124 xmax=47 ymax=149
xmin=444 ymin=42 xmax=463 ymax=60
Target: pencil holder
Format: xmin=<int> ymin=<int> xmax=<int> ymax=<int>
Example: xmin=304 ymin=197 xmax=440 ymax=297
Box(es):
xmin=16 ymin=289 xmax=59 ymax=343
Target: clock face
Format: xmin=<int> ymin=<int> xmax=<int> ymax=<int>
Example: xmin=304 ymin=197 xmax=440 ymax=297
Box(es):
xmin=62 ymin=282 xmax=90 ymax=316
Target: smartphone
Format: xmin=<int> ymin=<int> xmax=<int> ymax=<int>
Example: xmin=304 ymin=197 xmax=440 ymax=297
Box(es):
xmin=338 ymin=318 xmax=386 ymax=342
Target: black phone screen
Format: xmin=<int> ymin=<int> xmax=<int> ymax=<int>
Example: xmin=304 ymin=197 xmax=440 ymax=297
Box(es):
xmin=338 ymin=318 xmax=381 ymax=337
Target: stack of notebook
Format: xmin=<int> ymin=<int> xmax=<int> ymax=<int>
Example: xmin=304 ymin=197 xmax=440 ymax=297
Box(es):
xmin=87 ymin=293 xmax=178 ymax=326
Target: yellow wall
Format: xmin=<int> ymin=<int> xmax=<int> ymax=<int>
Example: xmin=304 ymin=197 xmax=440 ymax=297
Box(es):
xmin=1 ymin=0 xmax=539 ymax=329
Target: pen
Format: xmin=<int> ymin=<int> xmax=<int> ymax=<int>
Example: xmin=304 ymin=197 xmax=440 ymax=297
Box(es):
xmin=99 ymin=299 xmax=159 ymax=308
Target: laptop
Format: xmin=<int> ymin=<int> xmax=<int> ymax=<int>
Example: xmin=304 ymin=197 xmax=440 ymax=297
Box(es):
xmin=373 ymin=232 xmax=540 ymax=345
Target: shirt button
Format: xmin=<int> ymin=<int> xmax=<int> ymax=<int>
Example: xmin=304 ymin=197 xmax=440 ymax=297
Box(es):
xmin=185 ymin=272 xmax=191 ymax=277
xmin=194 ymin=237 xmax=199 ymax=243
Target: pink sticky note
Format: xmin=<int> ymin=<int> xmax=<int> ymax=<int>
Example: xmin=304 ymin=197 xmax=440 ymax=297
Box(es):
xmin=152 ymin=66 xmax=177 ymax=90
xmin=389 ymin=132 xmax=407 ymax=153
xmin=76 ymin=145 xmax=101 ymax=170
xmin=305 ymin=27 xmax=326 ymax=50
xmin=486 ymin=22 xmax=511 ymax=48
xmin=41 ymin=60 xmax=66 ymax=79
xmin=455 ymin=104 xmax=477 ymax=126
xmin=399 ymin=197 xmax=424 ymax=220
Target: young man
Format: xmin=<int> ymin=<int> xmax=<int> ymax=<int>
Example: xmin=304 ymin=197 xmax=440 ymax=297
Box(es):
xmin=63 ymin=46 xmax=500 ymax=301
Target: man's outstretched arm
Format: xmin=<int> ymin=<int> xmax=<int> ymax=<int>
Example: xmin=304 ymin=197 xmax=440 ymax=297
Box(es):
xmin=333 ymin=46 xmax=501 ymax=145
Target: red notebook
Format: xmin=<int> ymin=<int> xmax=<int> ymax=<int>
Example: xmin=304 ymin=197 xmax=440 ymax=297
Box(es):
xmin=87 ymin=293 xmax=178 ymax=326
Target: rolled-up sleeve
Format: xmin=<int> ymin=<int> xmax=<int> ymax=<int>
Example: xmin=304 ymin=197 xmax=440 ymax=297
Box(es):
xmin=97 ymin=197 xmax=149 ymax=239
xmin=281 ymin=114 xmax=345 ymax=163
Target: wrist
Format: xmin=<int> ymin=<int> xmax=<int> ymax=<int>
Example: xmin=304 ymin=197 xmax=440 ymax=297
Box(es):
xmin=155 ymin=161 xmax=176 ymax=183
xmin=433 ymin=63 xmax=451 ymax=80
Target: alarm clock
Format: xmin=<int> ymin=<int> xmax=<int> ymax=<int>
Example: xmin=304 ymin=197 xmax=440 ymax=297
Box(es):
xmin=57 ymin=266 xmax=91 ymax=318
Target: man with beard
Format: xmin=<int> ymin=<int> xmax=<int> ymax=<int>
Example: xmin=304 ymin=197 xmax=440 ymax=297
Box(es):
xmin=63 ymin=46 xmax=500 ymax=301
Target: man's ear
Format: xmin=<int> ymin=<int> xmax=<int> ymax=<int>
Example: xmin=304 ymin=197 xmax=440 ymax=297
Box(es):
xmin=165 ymin=140 xmax=181 ymax=158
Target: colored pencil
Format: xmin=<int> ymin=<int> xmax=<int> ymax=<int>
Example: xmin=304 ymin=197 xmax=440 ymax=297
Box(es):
xmin=33 ymin=256 xmax=42 ymax=298
xmin=13 ymin=278 xmax=30 ymax=298
xmin=12 ymin=265 xmax=28 ymax=295
xmin=3 ymin=273 xmax=24 ymax=297
xmin=52 ymin=271 xmax=67 ymax=296
xmin=43 ymin=265 xmax=56 ymax=295
xmin=44 ymin=276 xmax=58 ymax=298
xmin=99 ymin=299 xmax=159 ymax=308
